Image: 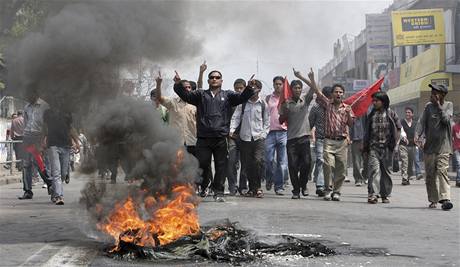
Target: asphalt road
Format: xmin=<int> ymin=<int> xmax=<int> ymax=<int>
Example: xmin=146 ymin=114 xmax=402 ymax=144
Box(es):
xmin=0 ymin=171 xmax=459 ymax=267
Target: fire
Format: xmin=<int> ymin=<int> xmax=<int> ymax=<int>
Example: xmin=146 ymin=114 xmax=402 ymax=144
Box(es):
xmin=98 ymin=184 xmax=200 ymax=251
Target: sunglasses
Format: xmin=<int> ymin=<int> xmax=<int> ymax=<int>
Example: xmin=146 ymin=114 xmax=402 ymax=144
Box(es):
xmin=209 ymin=76 xmax=221 ymax=80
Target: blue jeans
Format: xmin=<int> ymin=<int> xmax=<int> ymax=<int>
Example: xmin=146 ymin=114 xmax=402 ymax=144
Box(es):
xmin=454 ymin=150 xmax=460 ymax=182
xmin=47 ymin=146 xmax=70 ymax=198
xmin=313 ymin=139 xmax=325 ymax=189
xmin=415 ymin=146 xmax=422 ymax=176
xmin=265 ymin=131 xmax=288 ymax=191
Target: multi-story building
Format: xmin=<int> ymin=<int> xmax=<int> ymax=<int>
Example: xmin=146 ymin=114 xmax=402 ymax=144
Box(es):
xmin=387 ymin=0 xmax=460 ymax=116
xmin=318 ymin=0 xmax=460 ymax=117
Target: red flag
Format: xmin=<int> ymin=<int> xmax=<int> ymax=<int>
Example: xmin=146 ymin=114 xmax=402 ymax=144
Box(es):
xmin=277 ymin=76 xmax=291 ymax=110
xmin=25 ymin=145 xmax=48 ymax=179
xmin=344 ymin=77 xmax=384 ymax=117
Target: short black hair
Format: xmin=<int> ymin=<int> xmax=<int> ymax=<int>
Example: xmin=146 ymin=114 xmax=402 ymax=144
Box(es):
xmin=372 ymin=91 xmax=390 ymax=109
xmin=322 ymin=86 xmax=332 ymax=98
xmin=273 ymin=76 xmax=284 ymax=83
xmin=254 ymin=79 xmax=262 ymax=89
xmin=189 ymin=81 xmax=197 ymax=90
xmin=332 ymin=84 xmax=345 ymax=93
xmin=290 ymin=80 xmax=303 ymax=89
xmin=404 ymin=107 xmax=414 ymax=113
xmin=233 ymin=78 xmax=246 ymax=87
xmin=208 ymin=70 xmax=222 ymax=79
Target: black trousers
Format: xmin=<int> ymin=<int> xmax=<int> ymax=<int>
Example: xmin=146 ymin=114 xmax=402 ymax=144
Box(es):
xmin=239 ymin=139 xmax=265 ymax=192
xmin=196 ymin=137 xmax=228 ymax=195
xmin=287 ymin=135 xmax=311 ymax=195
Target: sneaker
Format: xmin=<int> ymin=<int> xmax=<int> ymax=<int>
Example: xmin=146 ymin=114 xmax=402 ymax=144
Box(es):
xmin=332 ymin=192 xmax=340 ymax=201
xmin=323 ymin=192 xmax=332 ymax=201
xmin=239 ymin=189 xmax=248 ymax=196
xmin=368 ymin=196 xmax=378 ymax=204
xmin=51 ymin=196 xmax=58 ymax=203
xmin=316 ymin=189 xmax=326 ymax=197
xmin=275 ymin=189 xmax=284 ymax=195
xmin=291 ymin=194 xmax=300 ymax=199
xmin=55 ymin=197 xmax=64 ymax=205
xmin=199 ymin=188 xmax=209 ymax=198
xmin=440 ymin=200 xmax=453 ymax=211
xmin=18 ymin=191 xmax=33 ymax=200
xmin=416 ymin=174 xmax=424 ymax=180
xmin=355 ymin=182 xmax=363 ymax=187
xmin=213 ymin=195 xmax=225 ymax=203
xmin=65 ymin=174 xmax=70 ymax=184
xmin=301 ymin=189 xmax=309 ymax=197
xmin=401 ymin=179 xmax=410 ymax=186
xmin=382 ymin=197 xmax=390 ymax=204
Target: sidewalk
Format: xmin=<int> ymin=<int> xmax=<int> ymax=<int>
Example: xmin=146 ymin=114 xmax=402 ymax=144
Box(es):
xmin=0 ymin=165 xmax=22 ymax=185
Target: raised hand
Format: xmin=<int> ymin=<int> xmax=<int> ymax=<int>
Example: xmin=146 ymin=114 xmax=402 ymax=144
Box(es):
xmin=173 ymin=70 xmax=181 ymax=84
xmin=293 ymin=68 xmax=302 ymax=79
xmin=248 ymin=74 xmax=256 ymax=87
xmin=308 ymin=68 xmax=315 ymax=82
xmin=199 ymin=60 xmax=207 ymax=73
xmin=155 ymin=70 xmax=163 ymax=85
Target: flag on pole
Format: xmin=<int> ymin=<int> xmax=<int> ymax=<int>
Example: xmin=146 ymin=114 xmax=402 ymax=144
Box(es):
xmin=277 ymin=76 xmax=291 ymax=110
xmin=344 ymin=77 xmax=384 ymax=117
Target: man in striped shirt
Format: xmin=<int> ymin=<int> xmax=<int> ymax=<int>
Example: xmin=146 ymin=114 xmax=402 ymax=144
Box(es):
xmin=295 ymin=69 xmax=355 ymax=201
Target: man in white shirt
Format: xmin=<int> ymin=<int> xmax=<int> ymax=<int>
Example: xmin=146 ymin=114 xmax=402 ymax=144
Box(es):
xmin=230 ymin=80 xmax=269 ymax=198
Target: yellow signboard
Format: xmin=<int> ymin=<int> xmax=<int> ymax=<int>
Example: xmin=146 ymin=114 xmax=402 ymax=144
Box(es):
xmin=392 ymin=9 xmax=445 ymax=46
xmin=399 ymin=46 xmax=444 ymax=86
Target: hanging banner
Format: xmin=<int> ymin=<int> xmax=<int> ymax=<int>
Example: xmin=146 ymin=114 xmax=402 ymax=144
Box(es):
xmin=391 ymin=9 xmax=445 ymax=46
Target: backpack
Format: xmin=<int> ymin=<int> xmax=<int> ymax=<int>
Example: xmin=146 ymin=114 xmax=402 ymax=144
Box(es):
xmin=234 ymin=99 xmax=266 ymax=137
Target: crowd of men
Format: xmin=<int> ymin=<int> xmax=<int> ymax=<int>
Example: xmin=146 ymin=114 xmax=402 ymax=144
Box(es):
xmin=151 ymin=63 xmax=458 ymax=210
xmin=10 ymin=63 xmax=459 ymax=211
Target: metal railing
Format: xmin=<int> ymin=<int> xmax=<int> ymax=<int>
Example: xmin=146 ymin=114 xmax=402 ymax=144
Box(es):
xmin=0 ymin=140 xmax=23 ymax=175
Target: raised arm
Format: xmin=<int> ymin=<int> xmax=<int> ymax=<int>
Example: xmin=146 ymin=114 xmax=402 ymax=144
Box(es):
xmin=197 ymin=61 xmax=207 ymax=89
xmin=293 ymin=68 xmax=328 ymax=107
xmin=228 ymin=82 xmax=255 ymax=107
xmin=173 ymin=71 xmax=201 ymax=106
xmin=439 ymin=101 xmax=453 ymax=125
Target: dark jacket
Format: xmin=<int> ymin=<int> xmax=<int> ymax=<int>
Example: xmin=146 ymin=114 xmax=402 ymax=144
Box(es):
xmin=363 ymin=108 xmax=401 ymax=153
xmin=174 ymin=83 xmax=254 ymax=138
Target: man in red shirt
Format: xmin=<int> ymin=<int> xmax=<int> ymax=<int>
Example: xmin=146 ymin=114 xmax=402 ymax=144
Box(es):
xmin=453 ymin=113 xmax=460 ymax=187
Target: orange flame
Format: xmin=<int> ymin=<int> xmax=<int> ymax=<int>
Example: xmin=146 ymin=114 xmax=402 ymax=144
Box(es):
xmin=97 ymin=184 xmax=200 ymax=251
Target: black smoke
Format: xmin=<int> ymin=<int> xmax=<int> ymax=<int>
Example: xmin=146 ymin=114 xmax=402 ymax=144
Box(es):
xmin=5 ymin=0 xmax=202 ymax=232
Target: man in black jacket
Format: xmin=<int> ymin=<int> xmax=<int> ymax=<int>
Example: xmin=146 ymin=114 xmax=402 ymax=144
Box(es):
xmin=174 ymin=70 xmax=254 ymax=202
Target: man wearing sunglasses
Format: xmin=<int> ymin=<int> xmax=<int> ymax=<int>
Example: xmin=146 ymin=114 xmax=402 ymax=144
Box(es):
xmin=174 ymin=70 xmax=255 ymax=202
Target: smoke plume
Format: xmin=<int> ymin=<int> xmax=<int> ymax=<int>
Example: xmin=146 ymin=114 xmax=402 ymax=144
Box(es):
xmin=5 ymin=0 xmax=202 ymax=233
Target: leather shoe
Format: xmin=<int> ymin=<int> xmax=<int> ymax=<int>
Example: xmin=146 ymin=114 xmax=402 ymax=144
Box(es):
xmin=18 ymin=192 xmax=33 ymax=200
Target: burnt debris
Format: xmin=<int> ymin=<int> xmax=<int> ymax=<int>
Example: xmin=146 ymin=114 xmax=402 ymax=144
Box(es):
xmin=106 ymin=220 xmax=335 ymax=264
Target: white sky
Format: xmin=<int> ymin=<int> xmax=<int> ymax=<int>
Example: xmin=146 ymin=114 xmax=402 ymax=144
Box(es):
xmin=132 ymin=0 xmax=393 ymax=96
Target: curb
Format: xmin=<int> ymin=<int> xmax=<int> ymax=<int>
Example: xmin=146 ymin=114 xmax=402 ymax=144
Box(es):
xmin=0 ymin=176 xmax=22 ymax=186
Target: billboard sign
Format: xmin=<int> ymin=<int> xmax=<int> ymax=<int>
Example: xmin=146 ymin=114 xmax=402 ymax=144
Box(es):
xmin=391 ymin=9 xmax=445 ymax=46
